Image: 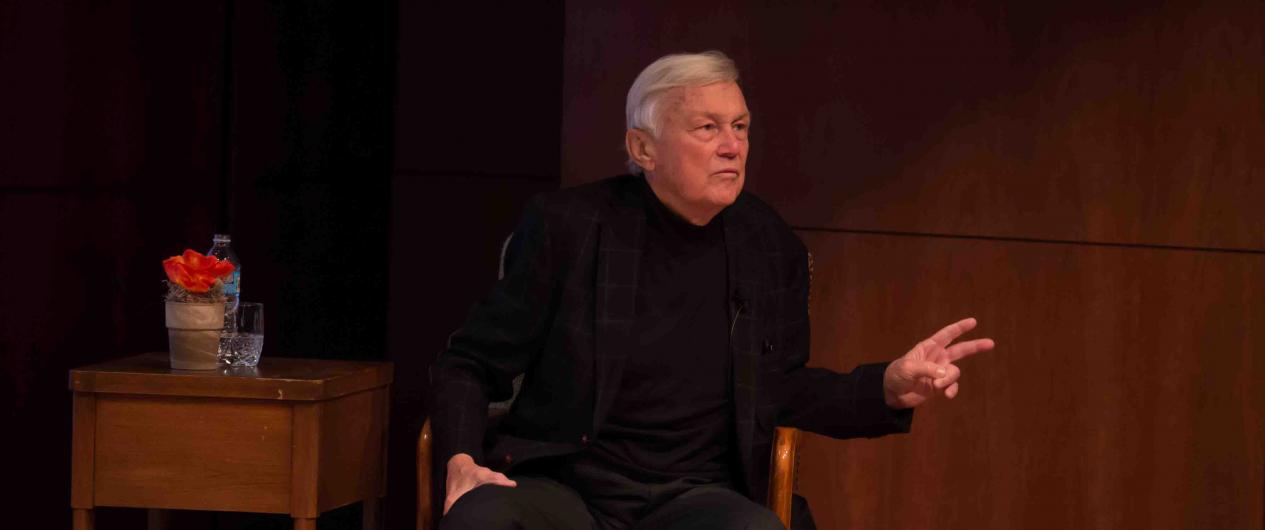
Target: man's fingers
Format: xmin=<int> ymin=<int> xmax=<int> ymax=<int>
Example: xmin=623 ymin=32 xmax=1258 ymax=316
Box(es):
xmin=945 ymin=338 xmax=994 ymax=362
xmin=933 ymin=363 xmax=961 ymax=389
xmin=910 ymin=339 xmax=947 ymax=363
xmin=473 ymin=467 xmax=518 ymax=488
xmin=484 ymin=471 xmax=518 ymax=488
xmin=443 ymin=467 xmax=518 ymax=515
xmin=945 ymin=382 xmax=960 ymax=399
xmin=928 ymin=317 xmax=977 ymax=347
xmin=901 ymin=359 xmax=946 ymax=381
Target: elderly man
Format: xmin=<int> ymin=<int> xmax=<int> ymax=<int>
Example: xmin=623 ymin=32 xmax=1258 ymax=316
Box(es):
xmin=432 ymin=51 xmax=993 ymax=530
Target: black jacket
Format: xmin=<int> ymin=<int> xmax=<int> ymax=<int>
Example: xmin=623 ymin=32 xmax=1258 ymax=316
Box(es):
xmin=431 ymin=175 xmax=911 ymax=502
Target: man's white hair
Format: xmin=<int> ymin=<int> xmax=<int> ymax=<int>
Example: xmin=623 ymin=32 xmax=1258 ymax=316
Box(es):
xmin=625 ymin=51 xmax=739 ymax=173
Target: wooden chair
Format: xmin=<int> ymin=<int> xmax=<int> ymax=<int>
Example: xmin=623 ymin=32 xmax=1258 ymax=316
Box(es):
xmin=416 ymin=420 xmax=801 ymax=530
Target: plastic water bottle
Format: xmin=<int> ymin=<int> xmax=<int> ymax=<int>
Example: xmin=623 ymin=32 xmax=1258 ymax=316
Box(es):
xmin=207 ymin=234 xmax=241 ymax=324
xmin=209 ymin=234 xmax=248 ymax=365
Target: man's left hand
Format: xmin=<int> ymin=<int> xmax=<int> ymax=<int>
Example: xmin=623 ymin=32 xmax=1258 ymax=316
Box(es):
xmin=883 ymin=317 xmax=994 ymax=409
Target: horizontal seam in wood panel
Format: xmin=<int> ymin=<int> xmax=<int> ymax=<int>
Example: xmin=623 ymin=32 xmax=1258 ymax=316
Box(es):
xmin=0 ymin=185 xmax=134 ymax=195
xmin=392 ymin=169 xmax=559 ymax=182
xmin=792 ymin=226 xmax=1265 ymax=256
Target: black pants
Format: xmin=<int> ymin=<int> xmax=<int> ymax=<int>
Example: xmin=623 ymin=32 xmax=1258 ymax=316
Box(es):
xmin=439 ymin=456 xmax=784 ymax=530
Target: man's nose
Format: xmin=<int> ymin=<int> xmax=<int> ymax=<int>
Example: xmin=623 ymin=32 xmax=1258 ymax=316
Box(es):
xmin=716 ymin=127 xmax=741 ymax=158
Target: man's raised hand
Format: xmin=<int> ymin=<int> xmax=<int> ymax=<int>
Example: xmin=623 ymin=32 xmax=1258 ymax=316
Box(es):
xmin=883 ymin=317 xmax=994 ymax=409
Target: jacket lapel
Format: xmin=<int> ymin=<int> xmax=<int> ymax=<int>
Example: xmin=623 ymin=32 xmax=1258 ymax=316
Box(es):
xmin=723 ymin=195 xmax=760 ymax=493
xmin=592 ymin=186 xmax=646 ymax=430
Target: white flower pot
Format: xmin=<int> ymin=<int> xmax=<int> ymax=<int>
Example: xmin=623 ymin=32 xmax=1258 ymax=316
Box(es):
xmin=165 ymin=301 xmax=225 ymax=370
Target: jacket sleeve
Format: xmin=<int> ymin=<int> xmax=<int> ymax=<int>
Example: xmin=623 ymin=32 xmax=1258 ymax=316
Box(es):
xmin=774 ymin=242 xmax=914 ymax=438
xmin=430 ymin=195 xmax=557 ymax=466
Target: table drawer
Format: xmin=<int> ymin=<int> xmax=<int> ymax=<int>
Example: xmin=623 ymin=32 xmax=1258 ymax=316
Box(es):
xmin=93 ymin=395 xmax=292 ymax=513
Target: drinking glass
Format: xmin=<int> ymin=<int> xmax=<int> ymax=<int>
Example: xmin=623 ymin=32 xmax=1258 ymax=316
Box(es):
xmin=218 ymin=302 xmax=264 ymax=367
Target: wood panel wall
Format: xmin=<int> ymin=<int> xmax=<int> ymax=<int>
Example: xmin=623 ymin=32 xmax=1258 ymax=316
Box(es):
xmin=561 ymin=1 xmax=1264 ymax=528
xmin=801 ymin=233 xmax=1262 ymax=529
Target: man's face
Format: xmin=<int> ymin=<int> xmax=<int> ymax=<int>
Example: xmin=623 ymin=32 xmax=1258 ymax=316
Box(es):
xmin=644 ymin=82 xmax=750 ymax=223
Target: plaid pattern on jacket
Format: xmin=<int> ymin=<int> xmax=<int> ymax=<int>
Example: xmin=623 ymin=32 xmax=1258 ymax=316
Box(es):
xmin=430 ymin=175 xmax=911 ymax=503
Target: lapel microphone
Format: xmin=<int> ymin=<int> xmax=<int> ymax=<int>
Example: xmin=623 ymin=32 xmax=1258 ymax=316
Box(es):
xmin=730 ymin=288 xmax=749 ymax=338
xmin=731 ymin=288 xmax=749 ymax=312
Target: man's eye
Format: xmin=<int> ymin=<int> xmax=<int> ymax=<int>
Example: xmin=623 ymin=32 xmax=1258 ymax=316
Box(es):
xmin=734 ymin=123 xmax=748 ymax=131
xmin=698 ymin=123 xmax=716 ymax=131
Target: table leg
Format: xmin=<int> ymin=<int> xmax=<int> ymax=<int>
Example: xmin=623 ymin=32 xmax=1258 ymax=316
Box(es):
xmin=147 ymin=509 xmax=172 ymax=530
xmin=362 ymin=496 xmax=382 ymax=530
xmin=293 ymin=517 xmax=317 ymax=530
xmin=72 ymin=508 xmax=94 ymax=530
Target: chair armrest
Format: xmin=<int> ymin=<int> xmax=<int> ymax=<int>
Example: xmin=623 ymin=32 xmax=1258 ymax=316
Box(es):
xmin=417 ymin=418 xmax=433 ymax=530
xmin=767 ymin=426 xmax=801 ymax=529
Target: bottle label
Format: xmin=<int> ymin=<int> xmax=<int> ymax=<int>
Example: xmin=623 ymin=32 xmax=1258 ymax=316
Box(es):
xmin=224 ymin=271 xmax=240 ymax=296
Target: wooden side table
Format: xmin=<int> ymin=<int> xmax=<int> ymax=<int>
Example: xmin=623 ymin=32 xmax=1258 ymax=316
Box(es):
xmin=70 ymin=353 xmax=393 ymax=530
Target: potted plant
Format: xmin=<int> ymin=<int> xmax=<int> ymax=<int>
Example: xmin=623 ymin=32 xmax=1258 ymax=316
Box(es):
xmin=162 ymin=249 xmax=236 ymax=370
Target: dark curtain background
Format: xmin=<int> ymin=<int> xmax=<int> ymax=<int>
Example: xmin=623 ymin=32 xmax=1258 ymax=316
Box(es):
xmin=3 ymin=0 xmax=561 ymax=528
xmin=5 ymin=1 xmax=402 ymax=528
xmin=389 ymin=0 xmax=563 ymax=527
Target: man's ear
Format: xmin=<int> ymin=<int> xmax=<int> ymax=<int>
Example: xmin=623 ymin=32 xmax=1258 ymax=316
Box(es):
xmin=625 ymin=129 xmax=656 ymax=172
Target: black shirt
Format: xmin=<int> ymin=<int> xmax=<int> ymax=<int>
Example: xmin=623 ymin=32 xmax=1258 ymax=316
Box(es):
xmin=587 ymin=177 xmax=734 ymax=484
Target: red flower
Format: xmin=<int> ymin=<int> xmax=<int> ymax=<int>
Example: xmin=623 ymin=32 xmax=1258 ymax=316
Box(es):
xmin=163 ymin=249 xmax=235 ymax=294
